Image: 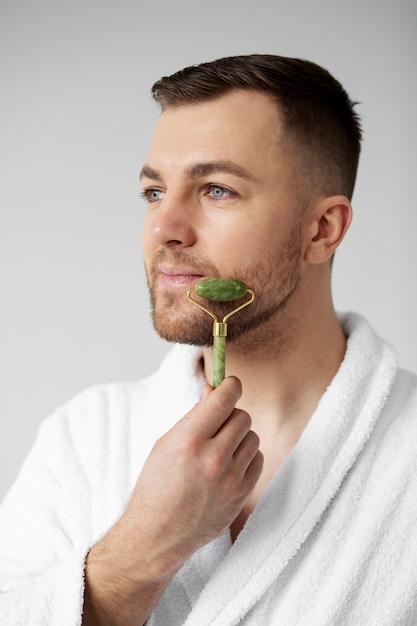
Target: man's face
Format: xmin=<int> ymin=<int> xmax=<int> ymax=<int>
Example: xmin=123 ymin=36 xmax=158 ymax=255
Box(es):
xmin=141 ymin=89 xmax=307 ymax=346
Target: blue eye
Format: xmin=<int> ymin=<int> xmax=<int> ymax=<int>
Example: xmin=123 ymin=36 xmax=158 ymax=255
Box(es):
xmin=142 ymin=188 xmax=165 ymax=203
xmin=208 ymin=185 xmax=234 ymax=200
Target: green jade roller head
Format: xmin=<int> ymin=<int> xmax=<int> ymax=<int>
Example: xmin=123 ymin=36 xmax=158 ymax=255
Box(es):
xmin=187 ymin=278 xmax=255 ymax=388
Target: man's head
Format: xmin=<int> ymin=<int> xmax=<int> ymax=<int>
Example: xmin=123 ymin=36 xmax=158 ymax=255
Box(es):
xmin=141 ymin=55 xmax=361 ymax=348
xmin=151 ymin=54 xmax=362 ymax=201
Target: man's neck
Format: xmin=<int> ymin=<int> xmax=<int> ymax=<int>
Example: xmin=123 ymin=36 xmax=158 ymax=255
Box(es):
xmin=202 ymin=302 xmax=346 ymax=438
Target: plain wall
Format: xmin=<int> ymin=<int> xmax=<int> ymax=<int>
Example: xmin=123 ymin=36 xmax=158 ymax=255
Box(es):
xmin=1 ymin=0 xmax=416 ymax=500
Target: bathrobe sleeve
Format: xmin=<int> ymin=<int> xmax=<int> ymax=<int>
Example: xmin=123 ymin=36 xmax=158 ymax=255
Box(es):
xmin=0 ymin=377 xmax=147 ymax=626
xmin=0 ymin=402 xmax=96 ymax=626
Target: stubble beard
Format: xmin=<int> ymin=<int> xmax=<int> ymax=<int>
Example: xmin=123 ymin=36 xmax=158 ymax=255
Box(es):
xmin=146 ymin=221 xmax=303 ymax=349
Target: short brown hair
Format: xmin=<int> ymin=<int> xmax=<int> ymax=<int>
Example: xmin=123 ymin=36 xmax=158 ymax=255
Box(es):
xmin=151 ymin=54 xmax=362 ymax=200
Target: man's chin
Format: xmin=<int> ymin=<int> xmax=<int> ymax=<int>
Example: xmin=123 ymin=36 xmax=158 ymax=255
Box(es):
xmin=152 ymin=317 xmax=213 ymax=347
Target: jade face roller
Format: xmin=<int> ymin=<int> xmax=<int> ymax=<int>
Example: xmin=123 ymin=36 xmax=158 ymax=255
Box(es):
xmin=187 ymin=278 xmax=255 ymax=388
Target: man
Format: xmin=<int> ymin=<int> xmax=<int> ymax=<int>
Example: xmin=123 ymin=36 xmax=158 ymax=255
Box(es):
xmin=1 ymin=55 xmax=416 ymax=625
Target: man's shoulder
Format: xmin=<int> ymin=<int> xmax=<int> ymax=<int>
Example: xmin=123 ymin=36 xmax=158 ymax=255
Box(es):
xmin=390 ymin=366 xmax=417 ymax=409
xmin=371 ymin=367 xmax=417 ymax=474
xmin=39 ymin=343 xmax=204 ymax=441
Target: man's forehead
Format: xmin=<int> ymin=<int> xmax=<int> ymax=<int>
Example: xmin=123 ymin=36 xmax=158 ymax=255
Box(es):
xmin=142 ymin=91 xmax=284 ymax=182
xmin=153 ymin=90 xmax=282 ymax=135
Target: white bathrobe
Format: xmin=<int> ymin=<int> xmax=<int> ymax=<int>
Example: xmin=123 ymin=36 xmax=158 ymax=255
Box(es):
xmin=1 ymin=313 xmax=417 ymax=625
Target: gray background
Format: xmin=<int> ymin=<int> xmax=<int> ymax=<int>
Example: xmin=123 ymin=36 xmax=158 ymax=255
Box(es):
xmin=1 ymin=0 xmax=416 ymax=500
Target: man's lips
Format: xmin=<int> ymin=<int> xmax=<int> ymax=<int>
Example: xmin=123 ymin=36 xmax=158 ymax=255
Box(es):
xmin=157 ymin=266 xmax=206 ymax=288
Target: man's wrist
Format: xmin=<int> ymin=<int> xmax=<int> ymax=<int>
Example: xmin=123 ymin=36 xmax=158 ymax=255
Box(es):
xmin=82 ymin=539 xmax=174 ymax=626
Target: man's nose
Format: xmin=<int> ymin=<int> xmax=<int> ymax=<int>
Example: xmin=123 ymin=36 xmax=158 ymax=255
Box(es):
xmin=147 ymin=193 xmax=197 ymax=249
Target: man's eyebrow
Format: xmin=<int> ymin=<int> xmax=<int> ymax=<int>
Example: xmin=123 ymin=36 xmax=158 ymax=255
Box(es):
xmin=185 ymin=161 xmax=254 ymax=181
xmin=140 ymin=165 xmax=162 ymax=182
xmin=139 ymin=161 xmax=253 ymax=182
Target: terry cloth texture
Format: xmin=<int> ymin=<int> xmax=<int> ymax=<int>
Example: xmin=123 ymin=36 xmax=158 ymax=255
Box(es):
xmin=1 ymin=313 xmax=417 ymax=625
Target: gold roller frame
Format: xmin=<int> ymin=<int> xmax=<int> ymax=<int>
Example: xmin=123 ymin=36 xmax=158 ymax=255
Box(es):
xmin=187 ymin=287 xmax=255 ymax=388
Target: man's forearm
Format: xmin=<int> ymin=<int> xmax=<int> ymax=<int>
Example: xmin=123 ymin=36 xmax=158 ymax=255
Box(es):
xmin=82 ymin=543 xmax=173 ymax=626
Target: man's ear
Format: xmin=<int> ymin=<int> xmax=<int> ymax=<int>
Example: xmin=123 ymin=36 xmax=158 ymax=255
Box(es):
xmin=305 ymin=195 xmax=352 ymax=264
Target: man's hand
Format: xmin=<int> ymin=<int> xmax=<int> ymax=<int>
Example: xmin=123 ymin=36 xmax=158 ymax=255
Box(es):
xmin=83 ymin=376 xmax=263 ymax=625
